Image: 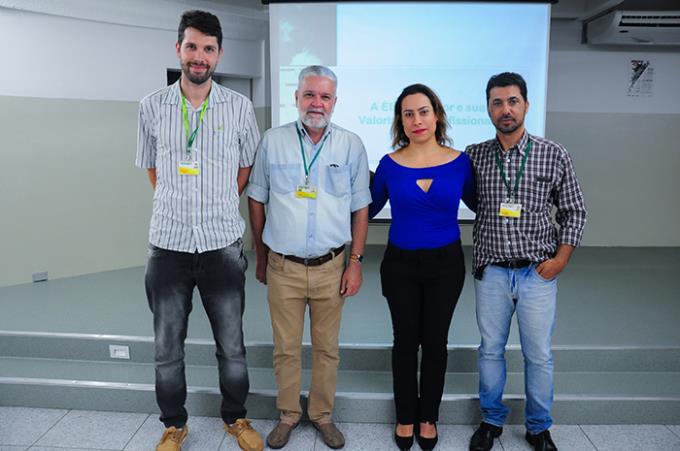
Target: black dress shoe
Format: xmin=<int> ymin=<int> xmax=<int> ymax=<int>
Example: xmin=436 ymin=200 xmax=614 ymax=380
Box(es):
xmin=394 ymin=425 xmax=414 ymax=450
xmin=416 ymin=422 xmax=438 ymax=450
xmin=525 ymin=429 xmax=558 ymax=451
xmin=469 ymin=422 xmax=503 ymax=451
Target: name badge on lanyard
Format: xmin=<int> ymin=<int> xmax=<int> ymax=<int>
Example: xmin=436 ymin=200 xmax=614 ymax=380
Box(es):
xmin=295 ymin=183 xmax=318 ymax=199
xmin=495 ymin=140 xmax=532 ymax=219
xmin=178 ymin=95 xmax=208 ymax=176
xmin=296 ymin=127 xmax=329 ymax=201
xmin=178 ymin=159 xmax=200 ymax=176
xmin=499 ymin=202 xmax=522 ymax=218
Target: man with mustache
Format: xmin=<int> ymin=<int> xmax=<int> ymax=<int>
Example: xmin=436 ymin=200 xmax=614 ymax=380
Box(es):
xmin=466 ymin=73 xmax=587 ymax=451
xmin=136 ymin=10 xmax=263 ymax=451
xmin=248 ymin=65 xmax=370 ymax=449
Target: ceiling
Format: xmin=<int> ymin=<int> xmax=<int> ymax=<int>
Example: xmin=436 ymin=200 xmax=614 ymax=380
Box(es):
xmin=210 ymin=0 xmax=680 ymax=19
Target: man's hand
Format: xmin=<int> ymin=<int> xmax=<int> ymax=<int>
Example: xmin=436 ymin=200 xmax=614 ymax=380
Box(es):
xmin=535 ymin=258 xmax=565 ymax=280
xmin=340 ymin=261 xmax=362 ymax=297
xmin=536 ymin=244 xmax=575 ymax=280
xmin=255 ymin=248 xmax=268 ymax=284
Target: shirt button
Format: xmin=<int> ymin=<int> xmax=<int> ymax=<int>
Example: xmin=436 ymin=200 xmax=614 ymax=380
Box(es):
xmin=507 ymin=240 xmax=511 ymax=244
xmin=504 ymin=218 xmax=509 ymax=224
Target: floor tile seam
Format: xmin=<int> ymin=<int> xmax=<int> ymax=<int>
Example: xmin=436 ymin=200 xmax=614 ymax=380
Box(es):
xmin=215 ymin=429 xmax=227 ymax=451
xmin=27 ymin=446 xmax=118 ymax=450
xmin=27 ymin=408 xmax=71 ymax=448
xmin=578 ymin=424 xmax=600 ymax=451
xmin=120 ymin=413 xmax=151 ymax=451
xmin=665 ymin=424 xmax=680 ymax=440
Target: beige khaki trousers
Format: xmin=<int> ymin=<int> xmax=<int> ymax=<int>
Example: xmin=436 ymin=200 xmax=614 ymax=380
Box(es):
xmin=266 ymin=250 xmax=345 ymax=424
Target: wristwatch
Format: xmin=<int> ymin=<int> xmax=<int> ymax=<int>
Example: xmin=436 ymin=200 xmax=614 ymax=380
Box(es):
xmin=349 ymin=253 xmax=364 ymax=263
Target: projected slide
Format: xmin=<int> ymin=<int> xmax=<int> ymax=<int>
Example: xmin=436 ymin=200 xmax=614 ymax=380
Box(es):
xmin=270 ymin=2 xmax=550 ymax=220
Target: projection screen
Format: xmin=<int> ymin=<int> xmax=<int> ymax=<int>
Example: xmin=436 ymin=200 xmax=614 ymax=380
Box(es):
xmin=269 ymin=1 xmax=551 ymax=221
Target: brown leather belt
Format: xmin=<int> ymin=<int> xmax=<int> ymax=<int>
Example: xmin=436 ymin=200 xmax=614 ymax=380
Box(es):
xmin=281 ymin=245 xmax=345 ymax=267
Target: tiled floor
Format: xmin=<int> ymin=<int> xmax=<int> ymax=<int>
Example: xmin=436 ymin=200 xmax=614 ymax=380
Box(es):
xmin=1 ymin=407 xmax=679 ymax=451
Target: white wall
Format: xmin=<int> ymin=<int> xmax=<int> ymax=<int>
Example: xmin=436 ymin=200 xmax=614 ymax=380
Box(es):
xmin=0 ymin=0 xmax=267 ymax=287
xmin=0 ymin=3 xmax=266 ymax=103
xmin=545 ymin=20 xmax=680 ymax=246
xmin=1 ymin=5 xmax=678 ymax=287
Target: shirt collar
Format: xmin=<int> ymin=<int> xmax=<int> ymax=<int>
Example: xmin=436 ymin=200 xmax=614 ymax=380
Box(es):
xmin=296 ymin=119 xmax=332 ymax=145
xmin=163 ymin=79 xmax=228 ymax=107
xmin=495 ymin=129 xmax=530 ymax=155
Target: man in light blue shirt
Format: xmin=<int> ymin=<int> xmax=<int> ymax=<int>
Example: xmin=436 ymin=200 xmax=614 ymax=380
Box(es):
xmin=248 ymin=65 xmax=370 ymax=449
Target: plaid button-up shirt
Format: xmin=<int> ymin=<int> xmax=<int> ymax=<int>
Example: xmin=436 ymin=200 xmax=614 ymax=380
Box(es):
xmin=465 ymin=131 xmax=587 ymax=272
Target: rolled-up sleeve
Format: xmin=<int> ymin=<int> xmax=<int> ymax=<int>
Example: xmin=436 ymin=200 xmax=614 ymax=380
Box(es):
xmin=238 ymin=100 xmax=261 ymax=168
xmin=349 ymin=138 xmax=372 ymax=212
xmin=247 ymin=136 xmax=270 ymax=204
xmin=135 ymin=100 xmax=156 ymax=169
xmin=555 ymin=149 xmax=587 ymax=247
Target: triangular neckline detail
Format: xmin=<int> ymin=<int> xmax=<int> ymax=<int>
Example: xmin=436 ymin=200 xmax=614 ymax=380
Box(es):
xmin=416 ymin=178 xmax=433 ymax=193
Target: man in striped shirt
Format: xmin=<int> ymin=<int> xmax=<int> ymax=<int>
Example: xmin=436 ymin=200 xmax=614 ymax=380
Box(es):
xmin=135 ymin=10 xmax=263 ymax=451
xmin=466 ymin=73 xmax=587 ymax=451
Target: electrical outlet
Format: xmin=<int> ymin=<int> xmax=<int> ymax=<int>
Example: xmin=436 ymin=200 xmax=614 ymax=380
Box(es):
xmin=32 ymin=271 xmax=48 ymax=282
xmin=109 ymin=345 xmax=130 ymax=359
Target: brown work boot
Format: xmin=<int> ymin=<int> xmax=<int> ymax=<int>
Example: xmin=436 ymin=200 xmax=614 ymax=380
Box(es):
xmin=266 ymin=420 xmax=299 ymax=449
xmin=225 ymin=418 xmax=264 ymax=451
xmin=156 ymin=425 xmax=188 ymax=451
xmin=313 ymin=421 xmax=345 ymax=449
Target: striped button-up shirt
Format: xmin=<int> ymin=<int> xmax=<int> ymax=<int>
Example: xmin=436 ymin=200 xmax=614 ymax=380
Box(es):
xmin=135 ymin=81 xmax=260 ymax=253
xmin=465 ymin=131 xmax=587 ymax=272
xmin=247 ymin=121 xmax=371 ymax=258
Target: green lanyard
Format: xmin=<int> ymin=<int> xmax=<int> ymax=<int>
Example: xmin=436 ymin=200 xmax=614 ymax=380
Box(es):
xmin=494 ymin=140 xmax=532 ymax=198
xmin=181 ymin=95 xmax=209 ymax=156
xmin=297 ymin=127 xmax=330 ymax=184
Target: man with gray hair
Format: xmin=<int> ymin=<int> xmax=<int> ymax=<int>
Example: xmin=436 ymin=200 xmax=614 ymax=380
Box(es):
xmin=248 ymin=65 xmax=370 ymax=449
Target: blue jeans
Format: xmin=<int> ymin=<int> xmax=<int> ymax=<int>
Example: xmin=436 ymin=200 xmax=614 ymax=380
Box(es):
xmin=474 ymin=263 xmax=557 ymax=434
xmin=145 ymin=240 xmax=248 ymax=427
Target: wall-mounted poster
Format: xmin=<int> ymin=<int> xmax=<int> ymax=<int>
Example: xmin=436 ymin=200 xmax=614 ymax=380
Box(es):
xmin=628 ymin=60 xmax=654 ymax=97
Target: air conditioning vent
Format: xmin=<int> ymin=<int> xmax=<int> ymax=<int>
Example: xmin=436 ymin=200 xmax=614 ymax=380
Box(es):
xmin=587 ymin=11 xmax=680 ymax=45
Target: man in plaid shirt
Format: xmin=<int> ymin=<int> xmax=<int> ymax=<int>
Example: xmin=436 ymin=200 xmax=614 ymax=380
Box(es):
xmin=466 ymin=73 xmax=586 ymax=451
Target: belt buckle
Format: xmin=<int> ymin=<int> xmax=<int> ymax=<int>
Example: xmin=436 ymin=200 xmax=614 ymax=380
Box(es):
xmin=303 ymin=257 xmax=310 ymax=266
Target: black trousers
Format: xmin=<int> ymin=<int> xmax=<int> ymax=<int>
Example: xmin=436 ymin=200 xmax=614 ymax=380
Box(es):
xmin=380 ymin=240 xmax=466 ymax=424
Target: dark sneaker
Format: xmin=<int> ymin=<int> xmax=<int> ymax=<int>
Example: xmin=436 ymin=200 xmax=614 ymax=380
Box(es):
xmin=469 ymin=422 xmax=502 ymax=451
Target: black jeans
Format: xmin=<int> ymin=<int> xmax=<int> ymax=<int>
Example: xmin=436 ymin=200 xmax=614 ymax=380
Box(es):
xmin=380 ymin=240 xmax=465 ymax=424
xmin=145 ymin=240 xmax=248 ymax=427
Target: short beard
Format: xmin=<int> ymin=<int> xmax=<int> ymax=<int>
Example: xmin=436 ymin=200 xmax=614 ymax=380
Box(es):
xmin=182 ymin=63 xmax=213 ymax=85
xmin=494 ymin=118 xmax=523 ymax=135
xmin=300 ymin=113 xmax=329 ymax=130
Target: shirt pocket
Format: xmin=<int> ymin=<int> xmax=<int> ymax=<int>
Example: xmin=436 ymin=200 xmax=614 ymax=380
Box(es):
xmin=525 ymin=177 xmax=553 ymax=213
xmin=270 ymin=163 xmax=300 ymax=194
xmin=325 ymin=164 xmax=351 ymax=197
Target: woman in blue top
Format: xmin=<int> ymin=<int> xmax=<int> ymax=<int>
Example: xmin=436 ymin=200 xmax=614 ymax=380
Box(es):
xmin=369 ymin=84 xmax=475 ymax=451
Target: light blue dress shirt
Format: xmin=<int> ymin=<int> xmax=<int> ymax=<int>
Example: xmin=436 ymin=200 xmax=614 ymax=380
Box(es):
xmin=248 ymin=120 xmax=371 ymax=258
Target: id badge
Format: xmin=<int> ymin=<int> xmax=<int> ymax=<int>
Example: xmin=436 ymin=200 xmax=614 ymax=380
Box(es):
xmin=295 ymin=184 xmax=318 ymax=199
xmin=178 ymin=160 xmax=200 ymax=176
xmin=499 ymin=202 xmax=522 ymax=218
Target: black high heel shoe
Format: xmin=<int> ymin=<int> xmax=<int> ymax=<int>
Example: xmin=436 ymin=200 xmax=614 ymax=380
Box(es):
xmin=416 ymin=422 xmax=438 ymax=450
xmin=394 ymin=424 xmax=414 ymax=450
